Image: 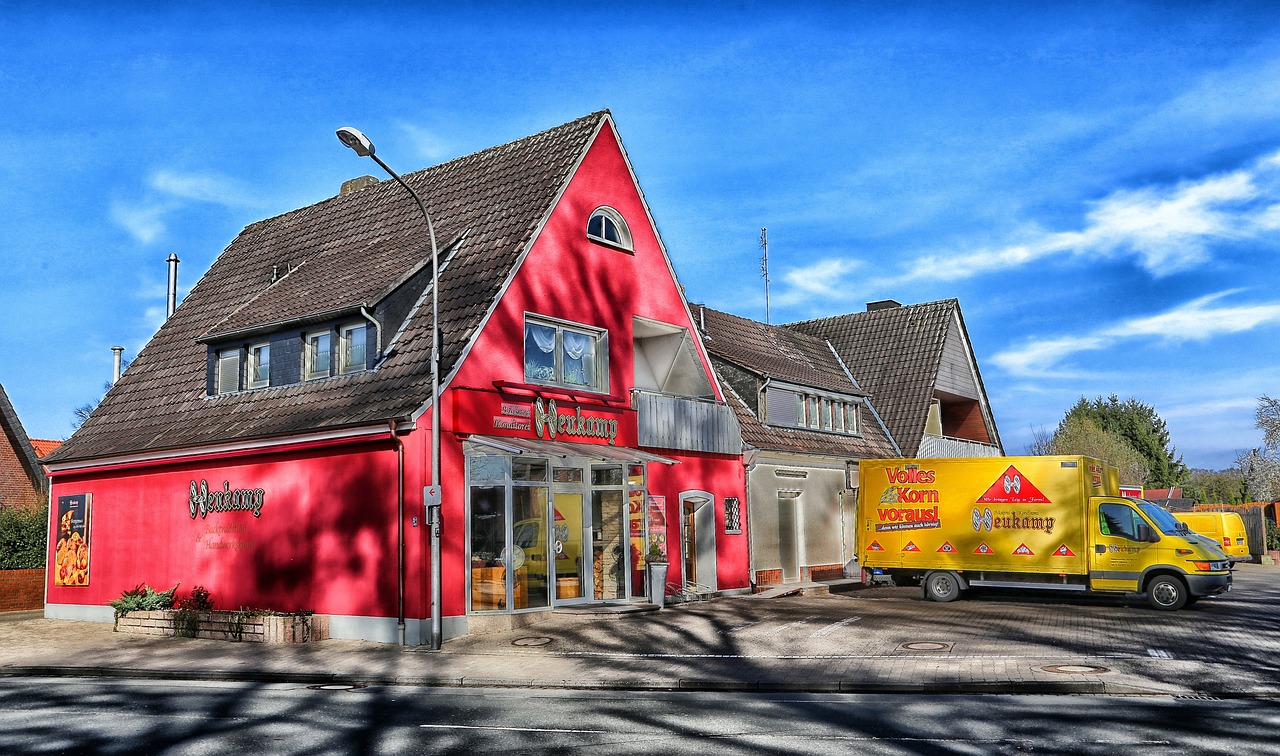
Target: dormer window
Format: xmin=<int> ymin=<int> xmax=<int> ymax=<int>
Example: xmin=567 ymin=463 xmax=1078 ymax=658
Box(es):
xmin=305 ymin=330 xmax=331 ymax=381
xmin=586 ymin=206 xmax=632 ymax=251
xmin=339 ymin=323 xmax=367 ymax=375
xmin=768 ymin=386 xmax=862 ymax=436
xmin=215 ymin=348 xmax=241 ymax=395
xmin=247 ymin=342 xmax=271 ymax=389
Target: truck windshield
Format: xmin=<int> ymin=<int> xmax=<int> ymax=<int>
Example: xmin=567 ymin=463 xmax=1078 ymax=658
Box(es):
xmin=1137 ymin=501 xmax=1190 ymax=536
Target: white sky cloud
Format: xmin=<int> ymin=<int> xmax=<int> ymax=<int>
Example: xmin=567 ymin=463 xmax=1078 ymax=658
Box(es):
xmin=773 ymin=258 xmax=862 ymax=305
xmin=109 ymin=200 xmax=170 ymax=244
xmin=397 ymin=121 xmax=452 ymax=162
xmin=993 ymin=290 xmax=1280 ymax=378
xmin=873 ymin=150 xmax=1279 ymax=288
xmin=151 ymin=169 xmax=257 ymax=208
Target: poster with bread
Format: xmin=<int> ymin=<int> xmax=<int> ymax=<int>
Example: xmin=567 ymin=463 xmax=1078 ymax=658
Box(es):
xmin=53 ymin=494 xmax=91 ymax=587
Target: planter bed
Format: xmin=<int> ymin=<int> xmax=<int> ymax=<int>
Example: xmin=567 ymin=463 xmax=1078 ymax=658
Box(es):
xmin=115 ymin=610 xmax=329 ymax=644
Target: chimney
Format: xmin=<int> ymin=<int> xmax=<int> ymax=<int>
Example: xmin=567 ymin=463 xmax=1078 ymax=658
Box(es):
xmin=111 ymin=346 xmax=125 ymax=384
xmin=866 ymin=299 xmax=902 ymax=312
xmin=341 ymin=175 xmax=380 ymax=195
xmin=166 ymin=253 xmax=180 ymax=319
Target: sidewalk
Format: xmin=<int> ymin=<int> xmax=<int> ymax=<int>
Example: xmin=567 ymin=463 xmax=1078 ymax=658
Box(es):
xmin=3 ymin=566 xmax=1278 ymax=697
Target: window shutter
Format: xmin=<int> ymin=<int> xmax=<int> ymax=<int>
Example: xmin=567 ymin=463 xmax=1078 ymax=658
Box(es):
xmin=217 ymin=350 xmax=240 ymax=394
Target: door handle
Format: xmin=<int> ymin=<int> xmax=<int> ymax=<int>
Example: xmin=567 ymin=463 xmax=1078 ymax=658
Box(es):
xmin=1095 ymin=544 xmax=1106 ymax=554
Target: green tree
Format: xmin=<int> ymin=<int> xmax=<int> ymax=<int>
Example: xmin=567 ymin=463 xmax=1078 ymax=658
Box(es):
xmin=1046 ymin=416 xmax=1149 ymax=485
xmin=1183 ymin=469 xmax=1247 ymax=505
xmin=1063 ymin=395 xmax=1187 ymax=488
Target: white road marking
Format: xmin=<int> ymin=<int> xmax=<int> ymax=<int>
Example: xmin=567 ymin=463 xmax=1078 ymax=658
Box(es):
xmin=420 ymin=724 xmax=607 ymax=734
xmin=811 ymin=617 xmax=861 ymax=637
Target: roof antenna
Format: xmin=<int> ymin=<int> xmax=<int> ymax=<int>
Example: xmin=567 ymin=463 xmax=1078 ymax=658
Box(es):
xmin=759 ymin=227 xmax=771 ymax=324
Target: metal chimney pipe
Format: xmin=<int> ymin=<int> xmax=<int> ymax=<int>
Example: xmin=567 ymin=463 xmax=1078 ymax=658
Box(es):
xmin=111 ymin=346 xmax=124 ymax=384
xmin=166 ymin=253 xmax=180 ymax=318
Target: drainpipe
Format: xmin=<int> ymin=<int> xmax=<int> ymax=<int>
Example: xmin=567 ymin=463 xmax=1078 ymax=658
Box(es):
xmin=166 ymin=253 xmax=180 ymax=319
xmin=390 ymin=420 xmax=405 ymax=645
xmin=111 ymin=347 xmax=124 ymax=385
xmin=743 ymin=448 xmax=759 ymax=591
xmin=360 ymin=306 xmax=383 ymax=357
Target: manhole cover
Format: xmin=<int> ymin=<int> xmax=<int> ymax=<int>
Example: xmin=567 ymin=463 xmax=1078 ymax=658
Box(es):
xmin=1041 ymin=664 xmax=1110 ymax=675
xmin=512 ymin=636 xmax=554 ymax=647
xmin=307 ymin=683 xmax=367 ymax=691
xmin=898 ymin=641 xmax=952 ymax=651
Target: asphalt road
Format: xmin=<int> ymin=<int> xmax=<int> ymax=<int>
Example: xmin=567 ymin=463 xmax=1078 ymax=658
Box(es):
xmin=2 ymin=677 xmax=1279 ymax=755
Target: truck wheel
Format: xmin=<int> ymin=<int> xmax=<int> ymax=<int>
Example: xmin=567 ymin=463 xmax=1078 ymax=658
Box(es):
xmin=924 ymin=571 xmax=963 ymax=603
xmin=1146 ymin=575 xmax=1188 ymax=611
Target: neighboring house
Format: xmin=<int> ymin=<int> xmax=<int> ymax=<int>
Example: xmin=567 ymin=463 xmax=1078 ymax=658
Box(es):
xmin=0 ymin=384 xmax=46 ymax=513
xmin=697 ymin=306 xmax=900 ymax=586
xmin=43 ymin=112 xmax=748 ymax=642
xmin=30 ymin=439 xmax=63 ymax=461
xmin=790 ymin=299 xmax=1002 ymax=458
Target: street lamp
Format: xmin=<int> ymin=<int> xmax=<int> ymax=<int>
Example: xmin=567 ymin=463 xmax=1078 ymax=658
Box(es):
xmin=337 ymin=126 xmax=443 ymax=651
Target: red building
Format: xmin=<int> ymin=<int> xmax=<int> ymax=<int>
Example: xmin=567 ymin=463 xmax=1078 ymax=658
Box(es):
xmin=43 ymin=112 xmax=748 ymax=643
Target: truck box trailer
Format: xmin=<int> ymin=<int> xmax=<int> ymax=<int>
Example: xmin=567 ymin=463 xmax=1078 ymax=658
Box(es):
xmin=856 ymin=456 xmax=1232 ymax=610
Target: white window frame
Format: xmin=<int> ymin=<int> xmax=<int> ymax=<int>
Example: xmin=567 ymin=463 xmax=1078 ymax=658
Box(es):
xmin=523 ymin=314 xmax=609 ymax=393
xmin=304 ymin=330 xmax=332 ymax=381
xmin=339 ymin=323 xmax=367 ymax=375
xmin=586 ymin=206 xmax=633 ymax=251
xmin=247 ymin=341 xmax=271 ymax=389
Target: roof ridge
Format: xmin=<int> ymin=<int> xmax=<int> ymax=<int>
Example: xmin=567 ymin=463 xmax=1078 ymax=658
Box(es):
xmin=240 ymin=111 xmax=611 ymax=234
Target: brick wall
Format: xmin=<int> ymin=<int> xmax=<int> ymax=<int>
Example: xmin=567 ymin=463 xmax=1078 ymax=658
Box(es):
xmin=1 ymin=436 xmax=43 ymax=511
xmin=0 ymin=569 xmax=45 ymax=611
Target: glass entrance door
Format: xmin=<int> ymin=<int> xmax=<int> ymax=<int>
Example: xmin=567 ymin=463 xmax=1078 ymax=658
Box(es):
xmin=591 ymin=465 xmax=628 ymax=600
xmin=551 ymin=466 xmax=588 ymax=604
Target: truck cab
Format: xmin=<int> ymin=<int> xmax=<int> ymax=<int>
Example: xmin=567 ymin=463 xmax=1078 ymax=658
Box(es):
xmin=1088 ymin=497 xmax=1231 ymax=609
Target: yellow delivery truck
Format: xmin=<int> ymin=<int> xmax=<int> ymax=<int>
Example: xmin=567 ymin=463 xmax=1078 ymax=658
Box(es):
xmin=856 ymin=456 xmax=1232 ymax=610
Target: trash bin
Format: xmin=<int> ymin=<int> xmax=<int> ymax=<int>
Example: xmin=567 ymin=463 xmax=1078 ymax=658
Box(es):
xmin=646 ymin=561 xmax=669 ymax=608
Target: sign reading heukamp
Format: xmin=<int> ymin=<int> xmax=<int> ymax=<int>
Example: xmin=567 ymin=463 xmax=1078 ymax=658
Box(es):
xmin=188 ymin=480 xmax=266 ymax=519
xmin=533 ymin=398 xmax=619 ymax=445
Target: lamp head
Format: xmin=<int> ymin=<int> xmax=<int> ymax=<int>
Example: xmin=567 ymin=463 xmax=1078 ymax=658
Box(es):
xmin=336 ymin=126 xmax=375 ymax=157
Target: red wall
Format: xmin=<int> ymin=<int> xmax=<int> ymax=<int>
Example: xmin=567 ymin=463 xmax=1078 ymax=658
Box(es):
xmin=47 ymin=439 xmax=404 ymax=617
xmin=440 ymin=120 xmax=748 ymax=598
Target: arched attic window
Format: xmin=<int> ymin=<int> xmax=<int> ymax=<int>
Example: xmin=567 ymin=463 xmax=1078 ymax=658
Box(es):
xmin=586 ymin=206 xmax=633 ymax=251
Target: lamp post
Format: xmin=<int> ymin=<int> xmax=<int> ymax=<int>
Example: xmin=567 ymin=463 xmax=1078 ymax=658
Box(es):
xmin=337 ymin=126 xmax=443 ymax=651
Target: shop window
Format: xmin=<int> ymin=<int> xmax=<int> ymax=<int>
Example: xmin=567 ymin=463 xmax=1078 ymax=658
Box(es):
xmin=339 ymin=323 xmax=367 ymax=375
xmin=586 ymin=206 xmax=632 ymax=251
xmin=304 ymin=330 xmax=332 ymax=381
xmin=523 ymin=316 xmax=608 ymax=392
xmin=247 ymin=342 xmax=270 ymax=389
xmin=215 ymin=348 xmax=240 ymax=395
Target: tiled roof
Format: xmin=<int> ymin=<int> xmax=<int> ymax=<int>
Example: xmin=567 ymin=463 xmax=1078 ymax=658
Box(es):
xmin=696 ymin=306 xmax=898 ymax=459
xmin=788 ymin=300 xmax=960 ymax=457
xmin=47 ymin=112 xmax=608 ymax=464
xmin=0 ymin=383 xmax=45 ymax=491
xmin=697 ymin=306 xmax=865 ymax=396
xmin=30 ymin=439 xmax=63 ymax=459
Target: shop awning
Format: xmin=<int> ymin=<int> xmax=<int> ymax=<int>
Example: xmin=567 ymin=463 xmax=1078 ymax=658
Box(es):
xmin=464 ymin=435 xmax=678 ymax=465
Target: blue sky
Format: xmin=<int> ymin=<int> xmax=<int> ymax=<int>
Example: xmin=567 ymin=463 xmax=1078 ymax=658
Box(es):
xmin=3 ymin=2 xmax=1279 ymax=471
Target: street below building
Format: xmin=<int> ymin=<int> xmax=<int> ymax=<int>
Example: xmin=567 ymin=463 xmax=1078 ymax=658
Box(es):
xmin=2 ymin=677 xmax=1278 ymax=755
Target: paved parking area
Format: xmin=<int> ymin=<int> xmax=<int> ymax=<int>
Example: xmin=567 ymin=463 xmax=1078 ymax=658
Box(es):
xmin=2 ymin=563 xmax=1277 ymax=695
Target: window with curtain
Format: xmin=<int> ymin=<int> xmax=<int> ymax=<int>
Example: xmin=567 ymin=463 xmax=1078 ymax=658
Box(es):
xmin=523 ymin=316 xmax=606 ymax=391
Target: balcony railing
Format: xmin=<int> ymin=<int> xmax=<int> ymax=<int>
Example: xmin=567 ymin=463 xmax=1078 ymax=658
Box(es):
xmin=632 ymin=389 xmax=742 ymax=455
xmin=917 ymin=433 xmax=1003 ymax=458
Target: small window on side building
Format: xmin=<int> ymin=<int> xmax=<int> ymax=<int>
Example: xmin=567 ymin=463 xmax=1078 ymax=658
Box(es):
xmin=247 ymin=342 xmax=271 ymax=389
xmin=216 ymin=348 xmax=241 ymax=394
xmin=305 ymin=331 xmax=331 ymax=381
xmin=339 ymin=323 xmax=367 ymax=375
xmin=586 ymin=206 xmax=633 ymax=251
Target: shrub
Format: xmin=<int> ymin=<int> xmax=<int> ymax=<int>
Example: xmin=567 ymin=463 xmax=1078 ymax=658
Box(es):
xmin=109 ymin=583 xmax=179 ymax=618
xmin=0 ymin=504 xmax=49 ymax=570
xmin=1267 ymin=520 xmax=1280 ymax=552
xmin=176 ymin=585 xmax=214 ymax=612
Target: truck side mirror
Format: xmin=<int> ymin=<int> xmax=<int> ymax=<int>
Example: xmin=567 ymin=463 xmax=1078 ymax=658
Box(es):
xmin=1135 ymin=522 xmax=1158 ymax=543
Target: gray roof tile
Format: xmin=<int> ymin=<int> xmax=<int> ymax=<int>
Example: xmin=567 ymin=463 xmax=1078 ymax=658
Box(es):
xmin=48 ymin=112 xmax=607 ymax=464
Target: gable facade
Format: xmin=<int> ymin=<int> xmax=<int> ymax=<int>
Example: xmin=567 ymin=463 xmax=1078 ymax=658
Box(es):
xmin=43 ymin=113 xmax=748 ymax=643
